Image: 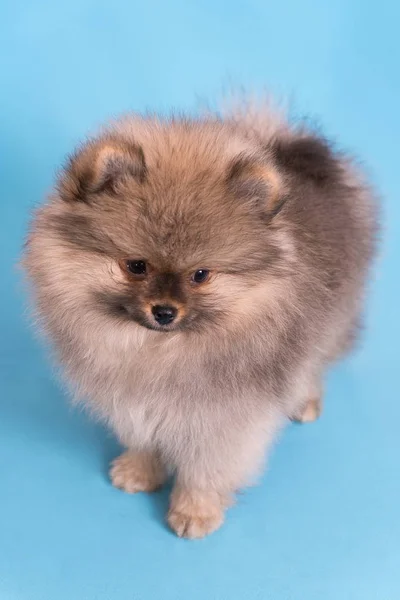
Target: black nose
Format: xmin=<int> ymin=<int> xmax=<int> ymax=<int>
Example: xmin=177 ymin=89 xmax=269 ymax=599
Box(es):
xmin=151 ymin=305 xmax=177 ymax=326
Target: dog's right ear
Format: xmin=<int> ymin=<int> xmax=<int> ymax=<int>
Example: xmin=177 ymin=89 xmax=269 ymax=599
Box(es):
xmin=58 ymin=138 xmax=147 ymax=202
xmin=226 ymin=153 xmax=285 ymax=217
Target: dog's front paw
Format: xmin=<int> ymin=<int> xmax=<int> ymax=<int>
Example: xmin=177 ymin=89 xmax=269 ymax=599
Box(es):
xmin=168 ymin=488 xmax=225 ymax=539
xmin=110 ymin=451 xmax=165 ymax=493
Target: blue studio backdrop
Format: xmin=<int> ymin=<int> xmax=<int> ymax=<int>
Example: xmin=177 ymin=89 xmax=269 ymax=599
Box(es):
xmin=1 ymin=1 xmax=399 ymax=599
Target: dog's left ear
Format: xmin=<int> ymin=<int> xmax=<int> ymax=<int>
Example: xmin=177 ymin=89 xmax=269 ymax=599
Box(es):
xmin=226 ymin=153 xmax=284 ymax=217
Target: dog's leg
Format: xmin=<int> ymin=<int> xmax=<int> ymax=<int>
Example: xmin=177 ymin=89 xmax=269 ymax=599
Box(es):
xmin=167 ymin=409 xmax=282 ymax=539
xmin=110 ymin=450 xmax=166 ymax=493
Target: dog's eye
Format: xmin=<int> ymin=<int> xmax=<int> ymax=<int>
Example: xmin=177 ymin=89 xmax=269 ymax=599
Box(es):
xmin=126 ymin=260 xmax=147 ymax=276
xmin=191 ymin=269 xmax=210 ymax=284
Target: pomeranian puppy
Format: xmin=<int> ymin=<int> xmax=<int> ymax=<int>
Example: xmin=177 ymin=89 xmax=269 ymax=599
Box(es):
xmin=24 ymin=99 xmax=379 ymax=538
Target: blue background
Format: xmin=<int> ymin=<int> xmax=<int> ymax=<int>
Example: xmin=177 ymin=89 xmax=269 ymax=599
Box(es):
xmin=1 ymin=1 xmax=399 ymax=599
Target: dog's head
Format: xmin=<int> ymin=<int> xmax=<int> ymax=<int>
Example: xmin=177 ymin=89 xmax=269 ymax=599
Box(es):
xmin=26 ymin=120 xmax=295 ymax=336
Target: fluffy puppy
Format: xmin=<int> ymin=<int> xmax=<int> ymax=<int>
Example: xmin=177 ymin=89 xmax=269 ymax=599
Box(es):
xmin=24 ymin=100 xmax=379 ymax=538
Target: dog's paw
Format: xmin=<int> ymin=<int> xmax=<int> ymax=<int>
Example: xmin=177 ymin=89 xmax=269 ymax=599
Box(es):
xmin=292 ymin=396 xmax=322 ymax=423
xmin=168 ymin=509 xmax=224 ymax=539
xmin=168 ymin=489 xmax=225 ymax=539
xmin=110 ymin=451 xmax=165 ymax=493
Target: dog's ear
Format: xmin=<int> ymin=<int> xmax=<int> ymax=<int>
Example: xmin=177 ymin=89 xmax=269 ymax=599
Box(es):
xmin=58 ymin=138 xmax=147 ymax=202
xmin=226 ymin=153 xmax=284 ymax=217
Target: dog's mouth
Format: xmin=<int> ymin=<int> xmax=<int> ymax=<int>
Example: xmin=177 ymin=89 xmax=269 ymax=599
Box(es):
xmin=121 ymin=307 xmax=186 ymax=333
xmin=140 ymin=319 xmax=182 ymax=333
